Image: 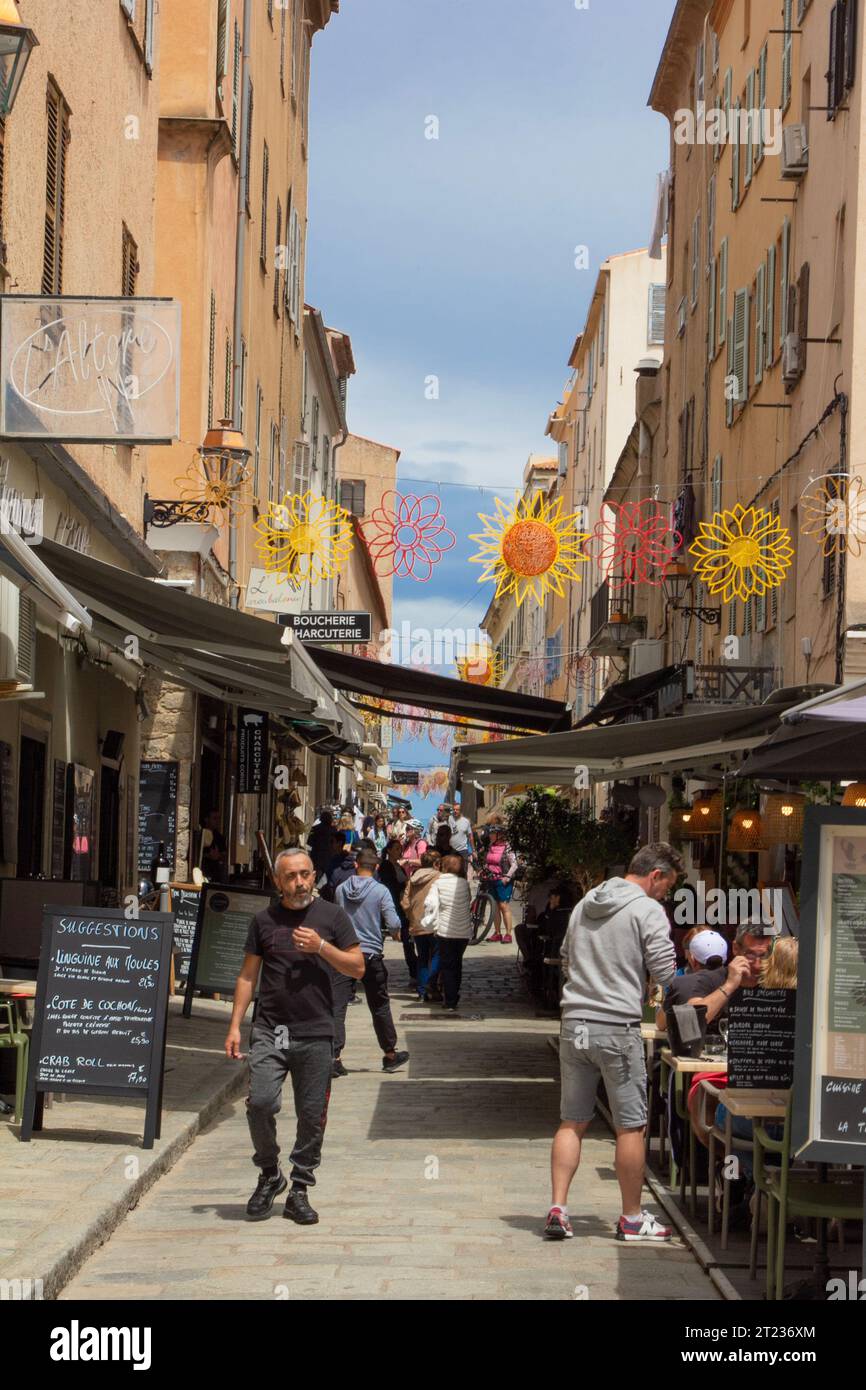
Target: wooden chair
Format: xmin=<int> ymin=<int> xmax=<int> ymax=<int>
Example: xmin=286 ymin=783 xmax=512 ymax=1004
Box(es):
xmin=0 ymin=1000 xmax=30 ymax=1125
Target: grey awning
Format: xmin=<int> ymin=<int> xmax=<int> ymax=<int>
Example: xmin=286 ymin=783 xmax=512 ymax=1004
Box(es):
xmin=738 ymin=717 xmax=866 ymax=779
xmin=36 ymin=538 xmax=339 ymax=718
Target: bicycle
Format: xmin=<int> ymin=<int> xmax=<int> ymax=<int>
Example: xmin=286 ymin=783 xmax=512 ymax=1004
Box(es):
xmin=469 ymin=870 xmax=498 ymax=944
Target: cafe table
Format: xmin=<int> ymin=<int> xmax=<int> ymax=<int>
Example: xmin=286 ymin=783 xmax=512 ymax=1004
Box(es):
xmin=659 ymin=1046 xmax=728 ymax=1206
xmin=703 ymin=1084 xmax=790 ymax=1253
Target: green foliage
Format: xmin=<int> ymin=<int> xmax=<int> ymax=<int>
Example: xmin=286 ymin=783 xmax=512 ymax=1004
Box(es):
xmin=505 ymin=788 xmax=636 ymax=893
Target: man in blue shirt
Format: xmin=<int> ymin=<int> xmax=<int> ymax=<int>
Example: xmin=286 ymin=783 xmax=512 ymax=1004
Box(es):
xmin=333 ymin=847 xmax=410 ymax=1076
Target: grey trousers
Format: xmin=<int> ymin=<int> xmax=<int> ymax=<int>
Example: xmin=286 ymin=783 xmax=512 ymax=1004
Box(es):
xmin=246 ymin=1025 xmax=333 ymax=1186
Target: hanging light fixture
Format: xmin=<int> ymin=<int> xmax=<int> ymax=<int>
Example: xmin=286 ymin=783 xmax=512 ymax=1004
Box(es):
xmin=0 ymin=0 xmax=38 ymax=116
xmin=762 ymin=792 xmax=806 ymax=845
xmin=669 ymin=807 xmax=696 ymax=838
xmin=727 ymin=808 xmax=765 ymax=853
xmin=691 ymin=790 xmax=723 ymax=832
xmin=842 ymin=782 xmax=866 ymax=808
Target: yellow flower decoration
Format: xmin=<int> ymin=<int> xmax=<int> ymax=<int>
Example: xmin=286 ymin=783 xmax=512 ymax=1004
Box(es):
xmin=800 ymin=474 xmax=866 ymax=557
xmin=253 ymin=491 xmax=354 ymax=585
xmin=689 ymin=503 xmax=793 ymax=602
xmin=455 ymin=644 xmax=505 ymax=689
xmin=176 ymin=456 xmax=251 ymax=518
xmin=469 ymin=491 xmax=590 ymax=608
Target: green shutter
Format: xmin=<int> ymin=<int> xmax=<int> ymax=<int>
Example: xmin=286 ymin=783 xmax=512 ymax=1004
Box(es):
xmin=766 ymin=243 xmax=776 ymax=367
xmin=708 ymin=256 xmax=716 ymax=361
xmin=745 ymin=73 xmax=754 ymax=186
xmin=732 ymin=101 xmax=741 ymax=209
xmin=755 ymin=263 xmax=765 ymax=384
xmin=780 ymin=219 xmax=790 ymax=348
xmin=718 ymin=237 xmax=728 ymax=347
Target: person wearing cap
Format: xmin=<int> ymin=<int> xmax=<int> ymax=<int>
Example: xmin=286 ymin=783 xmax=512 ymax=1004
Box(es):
xmin=656 ymin=927 xmax=731 ymax=1032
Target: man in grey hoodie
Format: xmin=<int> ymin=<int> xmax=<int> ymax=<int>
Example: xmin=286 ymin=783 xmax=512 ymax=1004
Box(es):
xmin=333 ymin=848 xmax=410 ymax=1075
xmin=545 ymin=842 xmax=681 ymax=1244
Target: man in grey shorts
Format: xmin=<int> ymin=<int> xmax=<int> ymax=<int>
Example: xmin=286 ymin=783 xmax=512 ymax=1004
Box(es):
xmin=544 ymin=843 xmax=681 ymax=1243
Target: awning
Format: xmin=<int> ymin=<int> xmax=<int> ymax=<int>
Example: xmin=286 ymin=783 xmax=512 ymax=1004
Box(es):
xmin=738 ymin=716 xmax=866 ymax=780
xmin=35 ymin=538 xmax=340 ymax=719
xmin=0 ymin=530 xmax=92 ymax=634
xmin=308 ymin=647 xmax=569 ymax=733
xmin=575 ymin=664 xmax=683 ymax=727
xmin=454 ymin=700 xmax=798 ymax=786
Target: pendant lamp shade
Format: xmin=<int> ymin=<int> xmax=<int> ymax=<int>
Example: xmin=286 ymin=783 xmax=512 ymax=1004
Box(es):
xmin=691 ymin=790 xmax=723 ymax=833
xmin=762 ymin=792 xmax=806 ymax=844
xmin=727 ymin=808 xmax=765 ymax=852
xmin=842 ymin=782 xmax=866 ymax=809
xmin=669 ymin=808 xmax=696 ymax=838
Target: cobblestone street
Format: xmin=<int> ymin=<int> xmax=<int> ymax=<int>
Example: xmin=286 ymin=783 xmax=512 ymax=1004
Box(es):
xmin=60 ymin=944 xmax=720 ymax=1302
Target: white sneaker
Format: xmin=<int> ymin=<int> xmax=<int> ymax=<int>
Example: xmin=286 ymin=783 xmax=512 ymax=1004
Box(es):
xmin=615 ymin=1209 xmax=672 ymax=1242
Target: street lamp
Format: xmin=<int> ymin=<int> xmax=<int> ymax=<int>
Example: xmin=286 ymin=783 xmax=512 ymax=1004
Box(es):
xmin=663 ymin=561 xmax=722 ymax=627
xmin=144 ymin=421 xmax=252 ymax=528
xmin=0 ymin=0 xmax=38 ymax=116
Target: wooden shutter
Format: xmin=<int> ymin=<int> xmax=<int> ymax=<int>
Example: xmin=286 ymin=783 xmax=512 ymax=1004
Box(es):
xmin=755 ymin=263 xmax=765 ymax=384
xmin=216 ymin=0 xmax=229 ymax=95
xmin=244 ymin=82 xmax=254 ymax=211
xmin=797 ymin=262 xmax=810 ymax=372
xmin=770 ymin=500 xmax=781 ymax=627
xmin=782 ymin=0 xmax=793 ymax=109
xmin=707 ymin=256 xmax=716 ymax=360
xmin=757 ymin=45 xmax=767 ymax=164
xmin=712 ymin=455 xmax=722 ymax=513
xmin=43 ymin=83 xmax=70 ymax=295
xmin=0 ymin=118 xmax=6 ymax=242
xmin=273 ymin=199 xmax=282 ymax=314
xmin=648 ymin=284 xmax=665 ymax=344
xmin=144 ymin=0 xmax=155 ymax=73
xmin=280 ymin=3 xmax=287 ymax=91
xmin=224 ymin=334 xmax=232 ymax=419
xmin=207 ymin=292 xmax=216 ymax=427
xmin=121 ymin=225 xmax=139 ymax=296
xmin=260 ymin=143 xmax=269 ymax=265
xmin=732 ymin=101 xmax=740 ymax=209
xmin=733 ymin=288 xmax=749 ymax=403
xmin=706 ymin=174 xmax=716 ymax=265
xmin=845 ymin=0 xmax=858 ymax=89
xmin=718 ymin=237 xmax=728 ymax=347
xmin=284 ymin=188 xmax=293 ymax=311
xmin=691 ymin=213 xmax=700 ymax=305
xmin=231 ymin=21 xmax=241 ymax=152
xmin=291 ymin=0 xmax=298 ymax=96
xmin=765 ymin=244 xmax=776 ymax=367
xmin=780 ymin=220 xmax=790 ymax=349
xmin=744 ymin=72 xmax=754 ymax=185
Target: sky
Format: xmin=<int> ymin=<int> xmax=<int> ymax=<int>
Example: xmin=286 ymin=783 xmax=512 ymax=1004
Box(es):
xmin=306 ymin=0 xmax=676 ymax=820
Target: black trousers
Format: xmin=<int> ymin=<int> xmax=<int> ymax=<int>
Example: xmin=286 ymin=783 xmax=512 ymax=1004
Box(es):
xmin=246 ymin=1026 xmax=333 ymax=1186
xmin=332 ymin=954 xmax=398 ymax=1056
xmin=438 ymin=936 xmax=469 ymax=1007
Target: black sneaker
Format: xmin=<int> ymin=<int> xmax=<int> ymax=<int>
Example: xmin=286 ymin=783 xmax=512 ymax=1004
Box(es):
xmin=284 ymin=1188 xmax=319 ymax=1225
xmin=331 ymin=1059 xmax=348 ymax=1078
xmin=245 ymin=1169 xmax=287 ymax=1221
xmin=382 ymin=1049 xmax=410 ymax=1073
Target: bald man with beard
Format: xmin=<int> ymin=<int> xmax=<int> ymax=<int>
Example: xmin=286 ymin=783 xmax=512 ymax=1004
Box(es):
xmin=226 ymin=848 xmax=364 ymax=1226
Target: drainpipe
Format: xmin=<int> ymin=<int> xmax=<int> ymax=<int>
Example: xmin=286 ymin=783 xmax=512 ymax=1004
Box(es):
xmin=231 ymin=0 xmax=252 ymax=608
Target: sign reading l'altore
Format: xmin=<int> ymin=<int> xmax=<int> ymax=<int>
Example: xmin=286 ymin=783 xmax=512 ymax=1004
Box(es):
xmin=0 ymin=296 xmax=181 ymax=443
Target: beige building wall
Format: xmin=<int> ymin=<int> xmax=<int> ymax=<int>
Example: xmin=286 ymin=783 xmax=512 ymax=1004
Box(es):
xmin=336 ymin=433 xmax=401 ymax=624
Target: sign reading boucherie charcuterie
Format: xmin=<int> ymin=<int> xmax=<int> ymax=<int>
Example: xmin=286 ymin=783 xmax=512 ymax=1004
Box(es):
xmin=281 ymin=612 xmax=372 ymax=643
xmin=0 ymin=296 xmax=180 ymax=443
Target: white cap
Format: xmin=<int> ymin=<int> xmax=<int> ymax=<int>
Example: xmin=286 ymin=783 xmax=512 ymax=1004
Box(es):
xmin=689 ymin=930 xmax=729 ymax=966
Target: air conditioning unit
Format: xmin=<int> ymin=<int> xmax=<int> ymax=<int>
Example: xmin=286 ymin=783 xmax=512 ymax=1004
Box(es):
xmin=782 ymin=332 xmax=803 ymax=385
xmin=0 ymin=578 xmax=36 ymax=685
xmin=781 ymin=124 xmax=809 ymax=179
xmin=676 ymin=297 xmax=687 ymax=337
xmin=629 ymin=638 xmax=666 ymax=680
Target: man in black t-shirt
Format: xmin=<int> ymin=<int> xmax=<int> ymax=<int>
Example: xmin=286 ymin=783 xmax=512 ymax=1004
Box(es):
xmin=225 ymin=848 xmax=363 ymax=1226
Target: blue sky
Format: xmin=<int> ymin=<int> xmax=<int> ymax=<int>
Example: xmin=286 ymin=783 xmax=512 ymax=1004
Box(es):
xmin=307 ymin=0 xmax=675 ymax=817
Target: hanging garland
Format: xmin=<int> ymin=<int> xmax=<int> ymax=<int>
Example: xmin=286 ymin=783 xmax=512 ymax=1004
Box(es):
xmin=688 ymin=503 xmax=793 ymax=602
xmin=253 ymin=491 xmax=354 ymax=584
xmin=592 ymin=500 xmax=681 ymax=587
xmin=359 ymin=491 xmax=456 ymax=581
xmin=469 ymin=491 xmax=591 ymax=607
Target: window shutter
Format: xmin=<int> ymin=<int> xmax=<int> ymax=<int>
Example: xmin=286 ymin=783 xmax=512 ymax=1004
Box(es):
xmin=797 ymin=261 xmax=810 ymax=372
xmin=765 ymin=243 xmax=776 ymax=366
xmin=691 ymin=213 xmax=700 ymax=306
xmin=696 ymin=39 xmax=705 ymax=108
xmin=0 ymin=117 xmax=6 ymax=236
xmin=845 ymin=0 xmax=858 ymax=89
xmin=732 ymin=101 xmax=740 ymax=208
xmin=17 ymin=594 xmax=36 ymax=684
xmin=707 ymin=256 xmax=716 ymax=360
xmin=273 ymin=199 xmax=282 ymax=313
xmin=733 ymin=288 xmax=749 ymax=403
xmin=231 ymin=21 xmax=241 ymax=153
xmin=770 ymin=500 xmax=781 ymax=626
xmin=290 ymin=209 xmax=301 ymax=326
xmin=745 ymin=71 xmax=754 ymax=185
xmin=207 ymin=292 xmax=216 ymax=427
xmin=216 ymin=0 xmax=228 ymax=93
xmin=280 ymin=2 xmax=286 ymax=90
xmin=284 ymin=188 xmax=293 ymax=310
xmin=599 ymin=298 xmax=606 ymax=364
xmin=260 ymin=143 xmax=269 ymax=265
xmin=712 ymin=455 xmax=722 ymax=513
xmin=648 ymin=284 xmax=666 ymax=344
xmin=291 ymin=0 xmax=298 ymax=96
xmin=706 ymin=174 xmax=716 ymax=266
xmin=755 ymin=263 xmax=765 ymax=384
xmin=780 ymin=219 xmax=790 ymax=349
xmin=224 ymin=334 xmax=232 ymax=419
xmin=254 ymin=384 xmax=263 ymax=497
xmin=757 ymin=45 xmax=767 ymax=164
xmin=726 ymin=322 xmax=735 ymax=426
xmin=718 ymin=237 xmax=728 ymax=346
xmin=244 ymin=81 xmax=254 ymax=208
xmin=782 ymin=0 xmax=793 ymax=109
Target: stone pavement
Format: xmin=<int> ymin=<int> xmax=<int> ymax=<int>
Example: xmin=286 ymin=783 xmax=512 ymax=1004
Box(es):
xmin=60 ymin=943 xmax=720 ymax=1302
xmin=0 ymin=997 xmax=246 ymax=1298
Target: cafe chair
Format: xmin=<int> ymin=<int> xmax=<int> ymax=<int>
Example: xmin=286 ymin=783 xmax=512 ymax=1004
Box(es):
xmin=700 ymin=1079 xmax=756 ymax=1253
xmin=754 ymin=1094 xmax=863 ymax=1301
xmin=0 ymin=999 xmax=30 ymax=1125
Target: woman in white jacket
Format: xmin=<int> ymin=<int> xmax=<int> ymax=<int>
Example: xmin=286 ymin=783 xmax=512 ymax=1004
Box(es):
xmin=420 ymin=854 xmax=473 ymax=1012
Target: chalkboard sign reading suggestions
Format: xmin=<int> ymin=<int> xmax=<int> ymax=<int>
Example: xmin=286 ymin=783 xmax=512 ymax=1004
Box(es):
xmin=138 ymin=761 xmax=179 ymax=875
xmin=727 ymin=988 xmax=797 ymax=1090
xmin=20 ymin=906 xmax=173 ymax=1149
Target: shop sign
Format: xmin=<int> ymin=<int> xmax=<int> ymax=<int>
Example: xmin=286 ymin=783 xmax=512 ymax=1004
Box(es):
xmin=282 ymin=611 xmax=372 ymax=643
xmin=0 ymin=296 xmax=180 ymax=443
xmin=238 ymin=708 xmax=269 ymax=794
xmin=391 ymin=769 xmax=420 ymax=786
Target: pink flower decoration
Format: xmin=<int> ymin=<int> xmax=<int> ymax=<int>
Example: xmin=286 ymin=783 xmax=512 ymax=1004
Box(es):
xmin=592 ymin=500 xmax=682 ymax=589
xmin=360 ymin=491 xmax=456 ymax=582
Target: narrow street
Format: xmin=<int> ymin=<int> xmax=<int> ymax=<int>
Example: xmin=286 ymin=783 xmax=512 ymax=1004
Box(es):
xmin=60 ymin=945 xmax=719 ymax=1302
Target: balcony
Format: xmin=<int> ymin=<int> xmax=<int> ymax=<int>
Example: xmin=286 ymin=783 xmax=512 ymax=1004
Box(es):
xmin=691 ymin=664 xmax=777 ymax=706
xmin=587 ymin=580 xmax=646 ymax=654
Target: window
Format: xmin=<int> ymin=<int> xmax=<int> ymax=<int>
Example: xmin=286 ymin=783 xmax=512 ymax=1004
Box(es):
xmin=731 ymin=100 xmax=741 ymax=209
xmin=828 ymin=0 xmax=858 ymax=119
xmin=269 ymin=422 xmax=278 ymax=503
xmin=244 ymin=81 xmax=254 ymax=214
xmin=770 ymin=500 xmax=781 ymax=626
xmin=796 ymin=261 xmax=810 ymax=373
xmin=599 ymin=298 xmax=606 ymax=365
xmin=260 ymin=143 xmax=269 ymax=267
xmin=712 ymin=455 xmax=722 ymax=514
xmin=280 ymin=2 xmax=287 ymax=92
xmin=757 ymin=43 xmax=768 ymax=166
xmin=765 ymin=243 xmax=776 ymax=367
xmin=292 ymin=440 xmax=310 ymax=496
xmin=322 ymin=435 xmax=331 ymax=498
xmin=273 ymin=199 xmax=282 ymax=313
xmin=291 ymin=0 xmax=299 ymax=98
xmin=42 ymin=81 xmax=71 ymax=295
xmin=707 ymin=256 xmax=717 ymax=360
xmin=224 ymin=334 xmax=233 ymax=420
xmin=311 ymin=396 xmax=320 ymax=471
xmin=238 ymin=339 xmax=248 ymax=433
xmin=718 ymin=237 xmax=728 ymax=348
xmin=339 ymin=480 xmax=366 ymax=516
xmin=711 ymin=30 xmax=720 ymax=78
xmin=253 ymin=384 xmax=263 ymax=499
xmin=754 ymin=264 xmax=765 ymax=384
xmin=216 ymin=0 xmax=229 ymax=99
xmin=300 ymin=31 xmax=309 ymax=150
xmin=690 ymin=213 xmax=701 ymax=307
xmin=207 ymin=292 xmax=216 ymax=427
xmin=231 ymin=21 xmax=241 ymax=154
xmin=782 ymin=0 xmax=793 ymax=111
xmin=732 ymin=287 xmax=750 ymax=404
xmin=780 ymin=219 xmax=790 ymax=349
xmin=121 ymin=0 xmax=155 ymax=72
xmin=121 ymin=225 xmax=139 ymax=296
xmin=648 ymin=284 xmax=666 ymax=344
xmin=546 ymin=629 xmax=563 ymax=684
xmin=706 ymin=173 xmax=716 ymax=266
xmin=744 ymin=71 xmax=755 ymax=187
xmin=0 ymin=117 xmax=6 ymax=245
xmin=696 ymin=40 xmax=705 ymax=110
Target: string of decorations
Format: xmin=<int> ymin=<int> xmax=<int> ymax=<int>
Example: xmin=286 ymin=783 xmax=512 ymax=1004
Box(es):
xmin=253 ymin=490 xmax=354 ymax=585
xmin=358 ymin=491 xmax=456 ymax=581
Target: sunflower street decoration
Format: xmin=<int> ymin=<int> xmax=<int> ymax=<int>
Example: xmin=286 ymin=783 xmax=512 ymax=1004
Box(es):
xmin=469 ymin=491 xmax=591 ymax=607
xmin=253 ymin=491 xmax=354 ymax=586
xmin=176 ymin=453 xmax=252 ymax=521
xmin=688 ymin=503 xmax=793 ymax=602
xmin=800 ymin=474 xmax=866 ymax=557
xmin=359 ymin=491 xmax=456 ymax=581
xmin=593 ymin=500 xmax=681 ymax=587
xmin=455 ymin=644 xmax=505 ymax=689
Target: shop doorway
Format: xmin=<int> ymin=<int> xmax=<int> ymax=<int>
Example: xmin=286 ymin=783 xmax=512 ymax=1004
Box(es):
xmin=99 ymin=763 xmax=121 ymax=891
xmin=17 ymin=735 xmax=46 ymax=877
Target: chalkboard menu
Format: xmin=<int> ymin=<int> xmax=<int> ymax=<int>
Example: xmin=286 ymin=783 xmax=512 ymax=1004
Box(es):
xmin=20 ymin=906 xmax=173 ymax=1149
xmin=183 ymin=882 xmax=273 ymax=1017
xmin=727 ymin=988 xmax=797 ymax=1089
xmin=138 ymin=761 xmax=178 ymax=876
xmin=169 ymin=883 xmax=201 ymax=987
xmin=820 ymin=1076 xmax=866 ymax=1143
xmin=0 ymin=739 xmax=16 ymax=864
xmin=51 ymin=759 xmax=67 ymax=878
xmin=238 ymin=708 xmax=269 ymax=794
